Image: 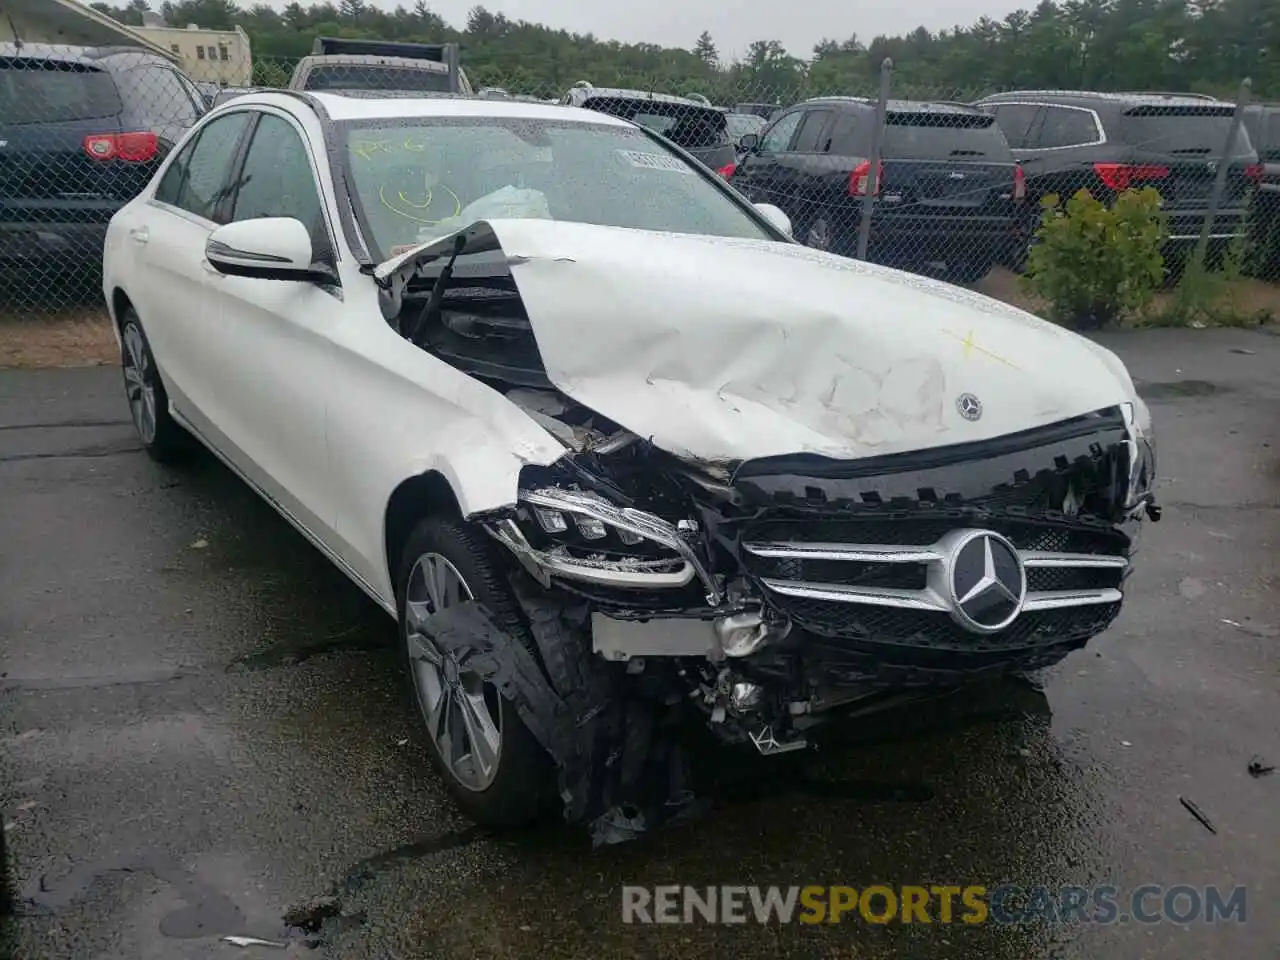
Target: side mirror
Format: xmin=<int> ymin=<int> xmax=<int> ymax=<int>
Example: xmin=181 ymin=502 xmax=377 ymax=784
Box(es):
xmin=753 ymin=202 xmax=792 ymax=237
xmin=738 ymin=132 xmax=760 ymax=152
xmin=206 ymin=217 xmax=334 ymax=283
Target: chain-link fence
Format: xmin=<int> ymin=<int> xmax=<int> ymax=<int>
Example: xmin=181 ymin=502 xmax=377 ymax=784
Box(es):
xmin=2 ymin=42 xmax=1278 ymax=323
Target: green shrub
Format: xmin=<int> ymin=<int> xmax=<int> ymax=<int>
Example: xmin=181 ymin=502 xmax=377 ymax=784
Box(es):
xmin=1024 ymin=187 xmax=1167 ymax=329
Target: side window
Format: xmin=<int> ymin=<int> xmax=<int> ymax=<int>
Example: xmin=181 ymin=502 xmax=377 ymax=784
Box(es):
xmin=760 ymin=111 xmax=803 ymax=153
xmin=154 ymin=133 xmax=198 ymax=206
xmin=1037 ymin=107 xmax=1100 ymax=148
xmin=170 ymin=111 xmax=251 ymax=221
xmin=827 ymin=112 xmax=860 ymax=154
xmin=230 ymin=114 xmax=325 ymax=239
xmin=792 ymin=110 xmax=834 ymax=152
xmin=114 ymin=65 xmax=200 ymax=126
xmin=992 ymin=104 xmax=1044 ymax=149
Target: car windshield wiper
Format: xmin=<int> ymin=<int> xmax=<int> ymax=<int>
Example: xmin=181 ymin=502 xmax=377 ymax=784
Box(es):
xmin=403 ymin=233 xmax=466 ymax=347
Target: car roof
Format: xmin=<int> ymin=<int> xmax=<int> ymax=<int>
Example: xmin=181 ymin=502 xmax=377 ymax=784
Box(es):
xmin=976 ymin=90 xmax=1225 ymax=109
xmin=0 ymin=41 xmax=164 ymax=65
xmin=242 ymin=90 xmax=635 ymax=127
xmin=791 ymin=96 xmax=989 ymax=116
xmin=571 ymin=87 xmax=713 ymax=108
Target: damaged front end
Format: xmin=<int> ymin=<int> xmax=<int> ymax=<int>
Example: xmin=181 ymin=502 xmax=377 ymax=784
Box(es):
xmin=472 ymin=401 xmax=1158 ymax=765
xmin=378 ymin=218 xmax=1160 ymax=842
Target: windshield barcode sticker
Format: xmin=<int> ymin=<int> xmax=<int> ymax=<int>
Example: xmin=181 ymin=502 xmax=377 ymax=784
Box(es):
xmin=617 ymin=150 xmax=693 ymax=173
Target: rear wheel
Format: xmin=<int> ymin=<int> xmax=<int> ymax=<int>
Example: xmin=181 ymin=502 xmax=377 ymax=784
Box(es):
xmin=119 ymin=309 xmax=188 ymax=462
xmin=398 ymin=516 xmax=550 ymax=826
xmin=804 ymin=211 xmax=850 ymax=256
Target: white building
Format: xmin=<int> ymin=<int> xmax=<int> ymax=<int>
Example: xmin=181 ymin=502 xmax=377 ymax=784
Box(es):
xmin=0 ymin=0 xmax=178 ymax=59
xmin=133 ymin=20 xmax=252 ymax=87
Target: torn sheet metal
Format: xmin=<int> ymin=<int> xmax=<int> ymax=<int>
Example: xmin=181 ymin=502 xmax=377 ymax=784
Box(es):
xmin=420 ymin=594 xmax=704 ymax=843
xmin=377 ymin=219 xmax=1144 ymax=464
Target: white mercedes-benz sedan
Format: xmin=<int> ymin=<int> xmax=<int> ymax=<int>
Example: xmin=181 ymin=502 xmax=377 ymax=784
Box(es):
xmin=103 ymin=90 xmax=1159 ymax=842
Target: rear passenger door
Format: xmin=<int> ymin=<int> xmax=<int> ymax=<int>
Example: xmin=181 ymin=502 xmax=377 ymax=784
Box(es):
xmin=201 ymin=109 xmax=341 ymax=542
xmin=134 ymin=110 xmax=252 ymax=419
xmin=731 ymin=109 xmax=802 ymax=207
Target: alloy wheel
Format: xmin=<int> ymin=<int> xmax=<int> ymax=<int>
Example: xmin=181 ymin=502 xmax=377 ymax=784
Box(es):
xmin=806 ymin=218 xmax=832 ymax=251
xmin=404 ymin=552 xmax=503 ymax=792
xmin=122 ymin=322 xmax=157 ymax=445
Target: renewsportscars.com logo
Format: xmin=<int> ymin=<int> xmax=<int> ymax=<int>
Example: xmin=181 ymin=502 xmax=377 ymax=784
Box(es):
xmin=621 ymin=884 xmax=1248 ymax=925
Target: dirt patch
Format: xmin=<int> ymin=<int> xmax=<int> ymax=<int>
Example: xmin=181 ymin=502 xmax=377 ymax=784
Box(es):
xmin=976 ymin=267 xmax=1049 ymax=315
xmin=0 ymin=309 xmax=117 ymax=369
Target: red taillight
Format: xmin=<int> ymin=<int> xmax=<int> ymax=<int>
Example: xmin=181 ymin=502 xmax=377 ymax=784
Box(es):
xmin=82 ymin=132 xmax=159 ymax=163
xmin=849 ymin=160 xmax=882 ymax=196
xmin=1013 ymin=164 xmax=1027 ymax=201
xmin=1093 ymin=162 xmax=1169 ymax=191
xmin=716 ymin=162 xmax=737 ymax=179
xmin=1244 ymin=162 xmax=1264 ymax=182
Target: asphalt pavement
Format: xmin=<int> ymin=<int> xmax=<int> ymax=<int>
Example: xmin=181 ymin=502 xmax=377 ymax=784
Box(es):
xmin=2 ymin=328 xmax=1278 ymax=959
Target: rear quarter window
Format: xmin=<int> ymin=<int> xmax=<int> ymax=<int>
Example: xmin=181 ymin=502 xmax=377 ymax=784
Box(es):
xmin=0 ymin=58 xmax=123 ymax=125
xmin=882 ymin=112 xmax=1011 ymax=160
xmin=1119 ymin=106 xmax=1254 ymax=157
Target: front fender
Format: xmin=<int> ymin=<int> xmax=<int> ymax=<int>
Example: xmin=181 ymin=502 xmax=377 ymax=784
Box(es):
xmin=325 ymin=312 xmax=566 ymax=606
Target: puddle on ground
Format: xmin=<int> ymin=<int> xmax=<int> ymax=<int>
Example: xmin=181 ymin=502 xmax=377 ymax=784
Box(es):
xmin=1137 ymin=379 xmax=1222 ymax=399
xmin=17 ymin=853 xmax=243 ymax=939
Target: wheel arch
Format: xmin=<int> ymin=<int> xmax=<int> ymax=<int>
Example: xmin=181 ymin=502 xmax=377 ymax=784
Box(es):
xmin=384 ymin=470 xmax=463 ymax=600
xmin=109 ymin=287 xmax=134 ymax=344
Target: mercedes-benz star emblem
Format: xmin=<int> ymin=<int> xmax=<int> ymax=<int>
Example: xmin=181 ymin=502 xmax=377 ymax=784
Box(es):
xmin=945 ymin=530 xmax=1026 ymax=634
xmin=956 ymin=393 xmax=983 ymax=421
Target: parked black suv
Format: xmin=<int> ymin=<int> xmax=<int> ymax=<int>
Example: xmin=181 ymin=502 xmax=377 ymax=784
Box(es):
xmin=562 ymin=83 xmax=738 ymax=177
xmin=729 ymin=97 xmax=1026 ymax=283
xmin=974 ymin=91 xmax=1263 ymax=271
xmin=1242 ymin=103 xmax=1280 ymax=274
xmin=0 ymin=43 xmax=206 ymax=296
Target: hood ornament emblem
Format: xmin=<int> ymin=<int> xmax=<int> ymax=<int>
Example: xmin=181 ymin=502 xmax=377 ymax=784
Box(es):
xmin=956 ymin=393 xmax=983 ymax=421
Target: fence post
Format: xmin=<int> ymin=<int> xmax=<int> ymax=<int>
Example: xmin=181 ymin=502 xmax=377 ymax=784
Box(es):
xmin=856 ymin=57 xmax=892 ymax=261
xmin=1191 ymin=77 xmax=1252 ymax=273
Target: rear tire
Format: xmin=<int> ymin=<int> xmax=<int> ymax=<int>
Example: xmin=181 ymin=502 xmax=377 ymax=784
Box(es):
xmin=397 ymin=515 xmax=551 ymax=827
xmin=803 ymin=210 xmax=850 ymax=256
xmin=119 ymin=308 xmax=189 ymax=463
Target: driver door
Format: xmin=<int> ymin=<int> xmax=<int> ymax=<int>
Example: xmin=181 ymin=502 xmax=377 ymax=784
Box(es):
xmin=730 ymin=109 xmax=803 ymax=209
xmin=200 ymin=109 xmax=343 ymax=543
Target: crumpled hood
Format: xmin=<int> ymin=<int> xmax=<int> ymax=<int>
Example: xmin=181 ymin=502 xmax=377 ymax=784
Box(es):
xmin=379 ymin=219 xmax=1141 ymax=464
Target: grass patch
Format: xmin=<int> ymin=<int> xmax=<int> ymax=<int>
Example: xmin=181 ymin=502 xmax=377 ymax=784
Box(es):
xmin=978 ymin=268 xmax=1278 ymax=330
xmin=0 ymin=308 xmax=117 ymax=369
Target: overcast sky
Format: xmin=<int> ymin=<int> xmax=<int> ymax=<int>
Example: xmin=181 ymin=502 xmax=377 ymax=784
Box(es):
xmin=423 ymin=0 xmax=1027 ymax=60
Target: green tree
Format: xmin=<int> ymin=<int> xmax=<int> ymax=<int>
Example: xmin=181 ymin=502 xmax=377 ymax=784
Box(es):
xmin=693 ymin=31 xmax=718 ymax=68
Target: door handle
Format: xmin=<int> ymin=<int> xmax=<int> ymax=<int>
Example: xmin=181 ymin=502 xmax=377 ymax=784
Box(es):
xmin=128 ymin=227 xmax=149 ymax=245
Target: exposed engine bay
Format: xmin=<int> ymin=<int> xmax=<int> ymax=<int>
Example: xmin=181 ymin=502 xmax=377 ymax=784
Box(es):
xmin=384 ymin=236 xmax=1161 ymax=844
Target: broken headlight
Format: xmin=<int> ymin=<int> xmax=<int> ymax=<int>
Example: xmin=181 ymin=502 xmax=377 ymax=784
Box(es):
xmin=488 ymin=488 xmax=720 ymax=600
xmin=1123 ymin=399 xmax=1157 ymax=512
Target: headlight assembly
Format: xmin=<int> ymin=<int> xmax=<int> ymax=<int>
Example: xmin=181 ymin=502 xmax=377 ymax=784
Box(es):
xmin=487 ymin=487 xmax=721 ymax=602
xmin=1122 ymin=401 xmax=1157 ymax=513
